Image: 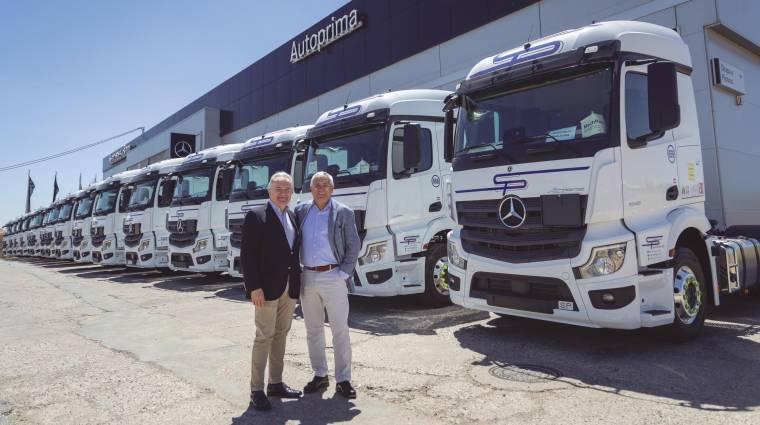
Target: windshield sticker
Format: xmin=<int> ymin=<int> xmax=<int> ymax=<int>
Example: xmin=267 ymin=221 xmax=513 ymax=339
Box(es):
xmin=688 ymin=163 xmax=696 ymax=181
xmin=580 ymin=111 xmax=606 ymax=138
xmin=546 ymin=125 xmax=577 ymax=142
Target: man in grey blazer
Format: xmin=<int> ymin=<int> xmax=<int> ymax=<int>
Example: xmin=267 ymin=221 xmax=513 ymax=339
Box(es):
xmin=295 ymin=171 xmax=361 ymax=399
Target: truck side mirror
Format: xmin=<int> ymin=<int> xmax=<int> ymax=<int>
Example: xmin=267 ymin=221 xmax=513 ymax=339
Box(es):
xmin=444 ymin=109 xmax=454 ymax=162
xmin=648 ymin=62 xmax=680 ymax=134
xmin=402 ymin=124 xmax=422 ymax=170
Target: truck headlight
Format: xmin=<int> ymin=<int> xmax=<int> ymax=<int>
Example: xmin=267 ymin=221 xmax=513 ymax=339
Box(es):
xmin=448 ymin=240 xmax=467 ymax=269
xmin=577 ymin=243 xmax=627 ymax=279
xmin=193 ymin=238 xmax=209 ymax=253
xmin=82 ymin=240 xmax=88 ymax=248
xmin=138 ymin=239 xmax=150 ymax=252
xmin=359 ymin=241 xmax=387 ymax=265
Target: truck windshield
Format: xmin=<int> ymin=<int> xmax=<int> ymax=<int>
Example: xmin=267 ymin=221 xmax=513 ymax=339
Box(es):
xmin=455 ymin=66 xmax=613 ymax=169
xmin=58 ymin=203 xmax=74 ymax=221
xmin=47 ymin=207 xmax=61 ymax=223
xmin=304 ymin=126 xmax=385 ymax=189
xmin=230 ymin=153 xmax=291 ymax=201
xmin=30 ymin=214 xmax=43 ymax=228
xmin=74 ymin=196 xmax=94 ymax=219
xmin=171 ymin=167 xmax=214 ymax=206
xmin=93 ymin=189 xmax=119 ymax=216
xmin=128 ymin=179 xmax=158 ymax=211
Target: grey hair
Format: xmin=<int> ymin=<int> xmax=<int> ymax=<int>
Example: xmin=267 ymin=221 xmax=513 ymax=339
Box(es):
xmin=310 ymin=171 xmax=334 ymax=188
xmin=267 ymin=171 xmax=294 ymax=190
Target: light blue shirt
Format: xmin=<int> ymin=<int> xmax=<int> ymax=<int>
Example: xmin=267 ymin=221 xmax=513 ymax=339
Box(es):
xmin=301 ymin=199 xmax=338 ymax=267
xmin=267 ymin=200 xmax=295 ymax=249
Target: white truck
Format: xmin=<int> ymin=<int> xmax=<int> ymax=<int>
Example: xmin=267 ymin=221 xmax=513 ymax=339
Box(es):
xmin=300 ymin=90 xmax=455 ymax=304
xmin=226 ymin=125 xmax=312 ymax=278
xmin=71 ymin=187 xmax=96 ymax=263
xmin=443 ymin=21 xmax=759 ymax=339
xmin=167 ymin=143 xmax=244 ymax=273
xmin=53 ymin=194 xmax=76 ymax=260
xmin=25 ymin=209 xmax=45 ymax=257
xmin=123 ymin=157 xmax=185 ymax=268
xmin=17 ymin=214 xmax=31 ymax=256
xmin=41 ymin=203 xmax=61 ymax=258
xmin=90 ymin=169 xmax=143 ymax=266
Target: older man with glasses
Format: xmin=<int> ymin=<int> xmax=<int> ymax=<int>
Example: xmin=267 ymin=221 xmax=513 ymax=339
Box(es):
xmin=295 ymin=171 xmax=361 ymax=399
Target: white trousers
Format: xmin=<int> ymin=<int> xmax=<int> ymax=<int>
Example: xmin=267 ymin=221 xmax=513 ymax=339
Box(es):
xmin=300 ymin=269 xmax=352 ymax=382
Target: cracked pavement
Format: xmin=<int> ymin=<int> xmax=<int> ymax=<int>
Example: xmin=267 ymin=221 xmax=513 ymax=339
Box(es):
xmin=1 ymin=257 xmax=759 ymax=424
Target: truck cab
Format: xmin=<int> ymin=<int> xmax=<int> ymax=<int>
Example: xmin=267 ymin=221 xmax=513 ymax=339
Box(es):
xmin=300 ymin=89 xmax=455 ymax=304
xmin=226 ymin=125 xmax=312 ymax=278
xmin=26 ymin=209 xmax=45 ymax=257
xmin=45 ymin=204 xmax=61 ymax=257
xmin=17 ymin=215 xmax=30 ymax=256
xmin=53 ymin=195 xmax=76 ymax=259
xmin=444 ymin=21 xmax=758 ymax=339
xmin=123 ymin=157 xmax=185 ymax=268
xmin=90 ymin=169 xmax=143 ymax=265
xmin=72 ymin=187 xmax=96 ymax=263
xmin=167 ymin=143 xmax=244 ymax=273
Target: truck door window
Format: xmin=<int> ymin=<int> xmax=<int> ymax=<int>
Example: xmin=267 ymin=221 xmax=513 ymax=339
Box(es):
xmin=625 ymin=72 xmax=653 ymax=143
xmin=391 ymin=127 xmax=433 ymax=177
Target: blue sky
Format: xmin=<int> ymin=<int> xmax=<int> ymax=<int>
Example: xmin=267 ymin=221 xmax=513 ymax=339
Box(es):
xmin=0 ymin=0 xmax=348 ymax=226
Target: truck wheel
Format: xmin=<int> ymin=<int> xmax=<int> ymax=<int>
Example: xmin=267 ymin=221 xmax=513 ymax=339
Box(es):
xmin=667 ymin=247 xmax=707 ymax=341
xmin=423 ymin=243 xmax=451 ymax=307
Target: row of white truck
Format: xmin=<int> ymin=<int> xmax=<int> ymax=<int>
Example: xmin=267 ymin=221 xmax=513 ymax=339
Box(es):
xmin=4 ymin=21 xmax=759 ymax=339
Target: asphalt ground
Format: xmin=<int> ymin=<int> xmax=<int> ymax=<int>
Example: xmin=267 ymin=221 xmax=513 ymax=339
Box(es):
xmin=1 ymin=257 xmax=759 ymax=424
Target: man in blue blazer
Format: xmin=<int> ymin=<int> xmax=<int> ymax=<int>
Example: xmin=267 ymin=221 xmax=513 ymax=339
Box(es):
xmin=295 ymin=171 xmax=361 ymax=399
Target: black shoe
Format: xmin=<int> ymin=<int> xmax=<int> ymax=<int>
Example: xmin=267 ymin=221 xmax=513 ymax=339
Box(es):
xmin=303 ymin=375 xmax=330 ymax=393
xmin=250 ymin=390 xmax=272 ymax=411
xmin=335 ymin=381 xmax=356 ymax=399
xmin=267 ymin=382 xmax=302 ymax=399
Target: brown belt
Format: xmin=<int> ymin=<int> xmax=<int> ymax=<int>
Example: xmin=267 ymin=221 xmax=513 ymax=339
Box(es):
xmin=304 ymin=264 xmax=339 ymax=272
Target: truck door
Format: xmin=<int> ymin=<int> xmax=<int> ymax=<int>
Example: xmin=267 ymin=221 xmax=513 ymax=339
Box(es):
xmin=620 ymin=65 xmax=680 ymax=265
xmin=386 ymin=121 xmax=444 ymax=255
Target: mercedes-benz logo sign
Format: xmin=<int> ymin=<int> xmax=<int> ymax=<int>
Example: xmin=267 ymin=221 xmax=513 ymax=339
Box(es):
xmin=176 ymin=219 xmax=184 ymax=233
xmin=498 ymin=195 xmax=527 ymax=229
xmin=174 ymin=141 xmax=193 ymax=157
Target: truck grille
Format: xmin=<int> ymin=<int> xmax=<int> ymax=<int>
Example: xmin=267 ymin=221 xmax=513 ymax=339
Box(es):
xmin=469 ymin=272 xmax=577 ymax=314
xmin=55 ymin=231 xmax=64 ymax=245
xmin=171 ymin=253 xmax=194 ymax=268
xmin=354 ymin=210 xmax=366 ymax=241
xmin=456 ymin=196 xmax=586 ymax=263
xmin=229 ymin=218 xmax=244 ymax=249
xmin=91 ymin=226 xmax=105 ymax=246
xmin=72 ymin=228 xmax=83 ymax=246
xmin=167 ymin=219 xmax=198 ymax=248
xmin=124 ymin=223 xmax=142 ymax=247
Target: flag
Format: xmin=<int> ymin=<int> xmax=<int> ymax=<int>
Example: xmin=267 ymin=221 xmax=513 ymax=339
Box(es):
xmin=78 ymin=173 xmax=82 ymax=190
xmin=53 ymin=172 xmax=59 ymax=202
xmin=25 ymin=171 xmax=35 ymax=213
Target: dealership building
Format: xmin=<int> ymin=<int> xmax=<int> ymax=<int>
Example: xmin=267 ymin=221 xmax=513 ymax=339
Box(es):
xmin=103 ymin=0 xmax=759 ymax=228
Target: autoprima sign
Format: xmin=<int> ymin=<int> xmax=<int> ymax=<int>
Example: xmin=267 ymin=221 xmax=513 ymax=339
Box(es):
xmin=108 ymin=144 xmax=131 ymax=165
xmin=290 ymin=9 xmax=363 ymax=64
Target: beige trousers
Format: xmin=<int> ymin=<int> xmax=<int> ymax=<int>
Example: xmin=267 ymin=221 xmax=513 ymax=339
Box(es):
xmin=250 ymin=284 xmax=296 ymax=392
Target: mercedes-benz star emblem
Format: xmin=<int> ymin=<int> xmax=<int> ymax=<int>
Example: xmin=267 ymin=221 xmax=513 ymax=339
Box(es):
xmin=174 ymin=141 xmax=193 ymax=157
xmin=498 ymin=195 xmax=527 ymax=229
xmin=176 ymin=219 xmax=184 ymax=233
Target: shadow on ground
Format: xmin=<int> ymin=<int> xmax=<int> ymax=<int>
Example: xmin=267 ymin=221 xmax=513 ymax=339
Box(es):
xmin=231 ymin=393 xmax=360 ymax=425
xmin=453 ymin=295 xmax=760 ymax=412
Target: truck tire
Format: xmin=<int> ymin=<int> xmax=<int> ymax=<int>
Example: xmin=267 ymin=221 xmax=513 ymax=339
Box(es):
xmin=667 ymin=247 xmax=707 ymax=341
xmin=423 ymin=243 xmax=451 ymax=307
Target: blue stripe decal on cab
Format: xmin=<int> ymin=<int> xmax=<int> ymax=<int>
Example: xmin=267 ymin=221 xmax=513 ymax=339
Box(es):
xmin=331 ymin=192 xmax=367 ymax=197
xmin=455 ymin=166 xmax=589 ymax=194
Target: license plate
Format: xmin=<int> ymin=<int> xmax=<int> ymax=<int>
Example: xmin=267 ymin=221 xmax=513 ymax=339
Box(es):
xmin=558 ymin=301 xmax=574 ymax=311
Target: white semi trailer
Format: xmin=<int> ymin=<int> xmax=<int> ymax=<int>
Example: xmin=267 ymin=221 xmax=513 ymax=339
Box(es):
xmin=123 ymin=157 xmax=185 ymax=268
xmin=167 ymin=143 xmax=244 ymax=273
xmin=226 ymin=125 xmax=312 ymax=279
xmin=443 ymin=21 xmax=759 ymax=339
xmin=300 ymin=90 xmax=455 ymax=304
